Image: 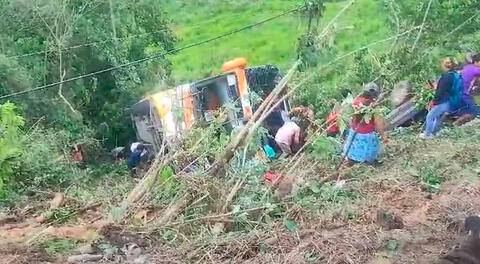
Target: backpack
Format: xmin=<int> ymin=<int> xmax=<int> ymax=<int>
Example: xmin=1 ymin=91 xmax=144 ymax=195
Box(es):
xmin=449 ymin=72 xmax=463 ymax=109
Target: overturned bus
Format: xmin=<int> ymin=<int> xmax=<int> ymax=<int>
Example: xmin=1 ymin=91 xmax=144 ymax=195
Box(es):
xmin=130 ymin=58 xmax=290 ymax=153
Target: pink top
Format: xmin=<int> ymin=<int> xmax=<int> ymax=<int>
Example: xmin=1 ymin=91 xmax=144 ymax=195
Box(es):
xmin=275 ymin=121 xmax=301 ymax=146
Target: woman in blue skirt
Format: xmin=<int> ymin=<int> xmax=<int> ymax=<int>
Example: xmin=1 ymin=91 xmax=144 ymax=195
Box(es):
xmin=343 ymin=84 xmax=388 ymax=164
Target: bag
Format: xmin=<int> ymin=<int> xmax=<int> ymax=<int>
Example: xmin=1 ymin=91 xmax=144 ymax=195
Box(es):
xmin=449 ymin=72 xmax=463 ymax=109
xmin=263 ymin=144 xmax=277 ymax=159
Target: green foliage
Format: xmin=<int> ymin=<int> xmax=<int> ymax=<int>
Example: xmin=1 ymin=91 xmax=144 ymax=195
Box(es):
xmin=420 ymin=167 xmax=442 ymax=194
xmin=304 ymin=252 xmax=320 ymax=263
xmin=283 ymin=219 xmax=298 ymax=232
xmin=308 ymin=135 xmax=339 ymax=162
xmin=293 ymin=0 xmax=391 ymax=104
xmin=161 ymin=0 xmax=303 ymax=81
xmin=181 ymin=117 xmax=231 ymax=160
xmin=152 ymin=166 xmax=183 ymax=206
xmin=98 ymin=243 xmax=119 ymax=256
xmin=38 ymin=238 xmax=79 ymax=256
xmin=294 ymin=180 xmax=359 ymax=213
xmin=11 ymin=127 xmax=88 ymax=191
xmin=297 ymin=0 xmax=327 ymax=70
xmin=111 ymin=207 xmax=123 ymax=222
xmin=48 ymin=208 xmax=77 ymax=224
xmin=162 ymin=0 xmax=389 ymax=82
xmin=386 ymin=239 xmax=399 ymax=252
xmin=0 ymin=0 xmax=177 ymax=148
xmin=0 ymin=102 xmax=24 ymax=195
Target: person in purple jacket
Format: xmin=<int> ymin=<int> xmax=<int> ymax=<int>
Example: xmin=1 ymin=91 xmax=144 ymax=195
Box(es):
xmin=456 ymin=53 xmax=480 ymax=125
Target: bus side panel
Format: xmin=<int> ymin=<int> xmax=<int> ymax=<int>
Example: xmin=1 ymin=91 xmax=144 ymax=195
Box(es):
xmin=180 ymin=84 xmax=195 ymax=130
xmin=151 ymin=92 xmax=177 ymax=139
xmin=234 ymin=68 xmax=253 ymax=119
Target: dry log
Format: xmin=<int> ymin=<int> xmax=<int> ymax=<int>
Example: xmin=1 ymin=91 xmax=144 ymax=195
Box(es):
xmin=156 ymin=194 xmax=191 ymax=226
xmin=210 ymin=60 xmax=300 ymax=177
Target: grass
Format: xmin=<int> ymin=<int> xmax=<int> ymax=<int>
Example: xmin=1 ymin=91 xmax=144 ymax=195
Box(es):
xmin=38 ymin=238 xmax=79 ymax=256
xmin=161 ymin=0 xmax=391 ymax=82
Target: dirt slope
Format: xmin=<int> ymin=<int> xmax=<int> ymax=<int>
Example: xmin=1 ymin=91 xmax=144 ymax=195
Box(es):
xmin=2 ymin=122 xmax=480 ymax=263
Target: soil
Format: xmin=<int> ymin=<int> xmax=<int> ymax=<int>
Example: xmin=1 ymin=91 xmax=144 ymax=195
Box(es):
xmin=3 ymin=177 xmax=478 ymax=263
xmin=2 ymin=126 xmax=480 ymax=263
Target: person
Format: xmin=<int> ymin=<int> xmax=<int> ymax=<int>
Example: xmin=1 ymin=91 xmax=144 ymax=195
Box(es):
xmin=326 ymin=88 xmax=351 ymax=137
xmin=71 ymin=144 xmax=86 ymax=164
xmin=455 ymin=53 xmax=480 ymax=126
xmin=127 ymin=143 xmax=146 ymax=174
xmin=264 ymin=107 xmax=286 ymax=136
xmin=421 ymin=57 xmax=462 ymax=139
xmin=130 ymin=142 xmax=148 ymax=159
xmin=261 ymin=106 xmax=287 ymax=158
xmin=343 ymin=83 xmax=387 ymax=164
xmin=289 ymin=105 xmax=314 ymax=147
xmin=274 ymin=112 xmax=301 ymax=157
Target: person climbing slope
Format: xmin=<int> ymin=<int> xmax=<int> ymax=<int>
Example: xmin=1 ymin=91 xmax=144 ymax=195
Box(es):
xmin=421 ymin=57 xmax=463 ymax=139
xmin=343 ymin=83 xmax=387 ymax=164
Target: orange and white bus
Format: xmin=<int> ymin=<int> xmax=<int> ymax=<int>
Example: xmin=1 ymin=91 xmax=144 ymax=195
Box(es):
xmin=130 ymin=58 xmax=290 ymax=153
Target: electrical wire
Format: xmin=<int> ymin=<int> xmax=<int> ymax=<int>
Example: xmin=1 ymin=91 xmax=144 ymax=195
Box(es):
xmin=6 ymin=28 xmax=173 ymax=59
xmin=0 ymin=6 xmax=301 ymax=100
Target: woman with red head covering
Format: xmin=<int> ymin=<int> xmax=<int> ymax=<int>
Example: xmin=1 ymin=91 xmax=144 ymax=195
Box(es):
xmin=343 ymin=83 xmax=387 ymax=164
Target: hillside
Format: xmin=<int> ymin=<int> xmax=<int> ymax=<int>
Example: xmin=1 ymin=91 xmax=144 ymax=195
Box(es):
xmin=3 ymin=122 xmax=480 ymax=263
xmin=1 ymin=0 xmax=480 ymax=263
xmin=161 ymin=0 xmax=391 ymax=82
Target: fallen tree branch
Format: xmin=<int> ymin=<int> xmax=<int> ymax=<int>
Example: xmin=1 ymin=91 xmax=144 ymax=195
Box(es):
xmin=117 ymin=152 xmax=179 ymax=219
xmin=156 ymin=194 xmax=192 ymax=226
xmin=220 ymin=178 xmax=245 ymax=213
xmin=210 ymin=60 xmax=300 ymax=177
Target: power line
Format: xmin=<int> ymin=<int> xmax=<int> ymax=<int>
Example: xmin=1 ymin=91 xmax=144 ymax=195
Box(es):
xmin=0 ymin=6 xmax=300 ymax=100
xmin=5 ymin=4 xmax=299 ymax=60
xmin=6 ymin=28 xmax=173 ymax=59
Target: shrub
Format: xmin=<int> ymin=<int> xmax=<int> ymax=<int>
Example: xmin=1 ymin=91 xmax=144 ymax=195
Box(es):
xmin=0 ymin=102 xmax=24 ymax=197
xmin=11 ymin=127 xmax=92 ymax=193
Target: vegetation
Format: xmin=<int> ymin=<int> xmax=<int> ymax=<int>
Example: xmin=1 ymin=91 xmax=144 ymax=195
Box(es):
xmin=0 ymin=0 xmax=176 ymax=148
xmin=162 ymin=0 xmax=390 ymax=82
xmin=0 ymin=103 xmax=24 ymax=196
xmin=1 ymin=0 xmax=480 ymax=263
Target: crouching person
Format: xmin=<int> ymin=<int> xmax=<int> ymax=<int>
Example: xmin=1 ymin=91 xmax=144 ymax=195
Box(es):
xmin=127 ymin=143 xmax=146 ymax=175
xmin=275 ymin=113 xmax=301 ymax=158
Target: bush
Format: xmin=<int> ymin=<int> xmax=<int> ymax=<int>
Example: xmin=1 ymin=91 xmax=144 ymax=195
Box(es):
xmin=10 ymin=127 xmax=100 ymax=193
xmin=0 ymin=102 xmax=24 ymax=197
